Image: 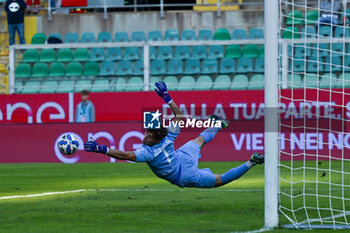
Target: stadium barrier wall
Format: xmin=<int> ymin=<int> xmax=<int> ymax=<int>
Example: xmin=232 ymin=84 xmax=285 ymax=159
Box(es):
xmin=1 ymin=89 xmax=350 ymax=163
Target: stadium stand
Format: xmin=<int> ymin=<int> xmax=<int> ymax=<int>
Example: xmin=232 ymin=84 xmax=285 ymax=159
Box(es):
xmin=213 ymin=75 xmax=231 ymax=90
xmin=22 ymin=49 xmax=39 ymax=63
xmin=40 ymin=49 xmax=56 ymax=62
xmin=15 ymin=24 xmax=348 ymax=94
xmin=231 ymin=75 xmax=249 ymax=90
xmin=195 ymin=75 xmax=212 ymax=90
xmin=31 ymin=33 xmax=47 ymax=44
xmin=64 ymin=33 xmax=80 ymax=43
xmin=125 ymin=77 xmax=144 ymax=91
xmin=178 ymin=76 xmax=195 ymax=90
xmin=31 ymin=63 xmax=49 ymax=78
xmin=49 ymin=62 xmax=65 ymax=77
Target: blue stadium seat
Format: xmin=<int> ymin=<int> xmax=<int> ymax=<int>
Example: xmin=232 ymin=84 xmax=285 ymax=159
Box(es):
xmin=174 ymin=46 xmax=190 ymax=60
xmin=289 ymin=59 xmax=305 ymax=72
xmin=133 ymin=60 xmax=144 ymax=76
xmin=304 ymin=74 xmax=318 ymax=88
xmin=116 ymin=60 xmax=133 ymax=76
xmin=213 ymin=75 xmax=231 ymax=90
xmin=91 ymin=79 xmax=110 ymax=92
xmin=181 ymin=29 xmax=196 ymax=41
xmin=157 ymin=46 xmax=173 ymax=60
xmin=248 ymin=74 xmax=264 ymax=89
xmin=331 ymin=42 xmax=344 ymax=54
xmin=177 ymin=76 xmax=195 ymax=90
xmin=81 ymin=32 xmax=96 ymax=43
xmin=324 ymin=56 xmax=342 ymax=72
xmin=195 ymin=75 xmax=213 ymax=90
xmin=320 ymin=73 xmax=337 ymax=88
xmin=301 ymin=26 xmax=317 ymax=38
xmin=249 ymin=28 xmax=264 ymax=39
xmin=312 ymin=43 xmax=329 ymax=57
xmin=208 ymin=45 xmax=224 ymax=59
xmin=334 ymin=26 xmax=350 ymax=38
xmin=57 ymin=80 xmax=75 ymax=93
xmin=287 ymin=74 xmax=303 ymax=89
xmin=22 ymin=81 xmax=41 ymax=94
xmin=90 ymin=48 xmax=105 ymax=62
xmin=148 ymin=30 xmax=162 ymax=41
xmin=151 ymin=60 xmax=166 ymax=75
xmin=219 ymin=58 xmax=235 ymax=74
xmin=294 ymin=44 xmax=311 ymax=58
xmin=75 ymin=80 xmax=92 ymax=92
xmin=192 ymin=45 xmax=207 ymax=59
xmin=306 ymin=56 xmax=323 ymax=73
xmin=198 ymin=29 xmax=213 ymax=41
xmin=232 ymin=29 xmax=247 ymax=40
xmin=164 ymin=29 xmax=179 ymax=41
xmin=236 ymin=58 xmax=253 ymax=73
xmin=124 ymin=47 xmax=140 ymax=60
xmin=107 ymin=47 xmax=122 ymax=61
xmin=131 ymin=31 xmax=146 ymax=42
xmin=115 ymin=77 xmax=127 ymax=92
xmin=64 ymin=32 xmax=79 ymax=43
xmin=231 ymin=75 xmax=249 ymax=90
xmin=254 ymin=57 xmax=264 ymax=73
xmin=150 ymin=46 xmax=156 ymax=60
xmin=184 ymin=58 xmax=200 ymax=75
xmin=201 ymin=58 xmax=218 ymax=74
xmin=99 ymin=61 xmax=115 ymax=76
xmin=163 ymin=76 xmax=178 ymax=90
xmin=98 ymin=32 xmax=112 ymax=43
xmin=337 ymin=73 xmax=350 ymax=88
xmin=344 ymin=56 xmax=350 ymax=72
xmin=319 ymin=26 xmax=332 ymax=37
xmin=114 ymin=32 xmax=129 ymax=42
xmin=167 ymin=59 xmax=183 ymax=75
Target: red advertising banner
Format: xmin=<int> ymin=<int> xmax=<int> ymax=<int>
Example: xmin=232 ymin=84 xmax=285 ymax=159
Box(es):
xmin=1 ymin=89 xmax=350 ymax=124
xmin=0 ymin=90 xmax=266 ymax=124
xmin=0 ymin=122 xmax=250 ymax=163
xmin=1 ymin=121 xmax=350 ymax=163
xmin=1 ymin=89 xmax=350 ymax=163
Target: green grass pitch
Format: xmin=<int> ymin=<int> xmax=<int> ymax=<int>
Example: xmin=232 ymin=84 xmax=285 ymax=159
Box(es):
xmin=0 ymin=162 xmax=345 ymax=233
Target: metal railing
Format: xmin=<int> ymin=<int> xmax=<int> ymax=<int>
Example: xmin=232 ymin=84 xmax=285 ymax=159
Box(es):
xmin=41 ymin=1 xmax=266 ymax=20
xmin=9 ymin=39 xmax=265 ymax=94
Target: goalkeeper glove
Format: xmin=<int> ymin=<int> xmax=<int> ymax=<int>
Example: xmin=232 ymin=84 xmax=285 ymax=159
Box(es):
xmin=84 ymin=137 xmax=109 ymax=154
xmin=155 ymin=81 xmax=172 ymax=104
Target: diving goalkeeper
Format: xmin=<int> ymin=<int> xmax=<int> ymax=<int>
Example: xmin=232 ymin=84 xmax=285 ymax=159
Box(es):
xmin=84 ymin=81 xmax=264 ymax=188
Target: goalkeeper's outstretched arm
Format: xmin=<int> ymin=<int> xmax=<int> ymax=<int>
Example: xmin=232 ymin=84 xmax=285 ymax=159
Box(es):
xmin=84 ymin=138 xmax=136 ymax=161
xmin=106 ymin=150 xmax=136 ymax=161
xmin=155 ymin=81 xmax=184 ymax=122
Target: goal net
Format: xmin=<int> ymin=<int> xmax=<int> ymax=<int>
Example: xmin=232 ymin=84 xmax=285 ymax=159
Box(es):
xmin=278 ymin=0 xmax=350 ymax=229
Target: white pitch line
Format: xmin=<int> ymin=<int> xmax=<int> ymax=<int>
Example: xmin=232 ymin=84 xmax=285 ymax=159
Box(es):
xmin=0 ymin=189 xmax=87 ymax=200
xmin=0 ymin=188 xmax=263 ymax=200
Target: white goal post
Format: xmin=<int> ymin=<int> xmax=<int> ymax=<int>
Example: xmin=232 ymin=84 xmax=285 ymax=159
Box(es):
xmin=266 ymin=0 xmax=350 ymax=230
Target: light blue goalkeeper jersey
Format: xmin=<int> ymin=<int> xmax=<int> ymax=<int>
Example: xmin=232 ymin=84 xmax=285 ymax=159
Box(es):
xmin=134 ymin=125 xmax=181 ymax=185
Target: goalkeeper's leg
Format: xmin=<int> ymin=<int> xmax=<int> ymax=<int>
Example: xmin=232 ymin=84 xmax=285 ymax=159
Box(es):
xmin=192 ymin=114 xmax=229 ymax=149
xmin=214 ymin=153 xmax=264 ymax=187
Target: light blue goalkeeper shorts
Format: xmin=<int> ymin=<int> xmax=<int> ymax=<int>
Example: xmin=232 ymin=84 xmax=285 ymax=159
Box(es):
xmin=175 ymin=141 xmax=216 ymax=188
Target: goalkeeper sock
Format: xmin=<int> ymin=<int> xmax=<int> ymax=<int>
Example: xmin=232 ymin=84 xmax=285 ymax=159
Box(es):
xmin=221 ymin=163 xmax=250 ymax=184
xmin=199 ymin=126 xmax=221 ymax=144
